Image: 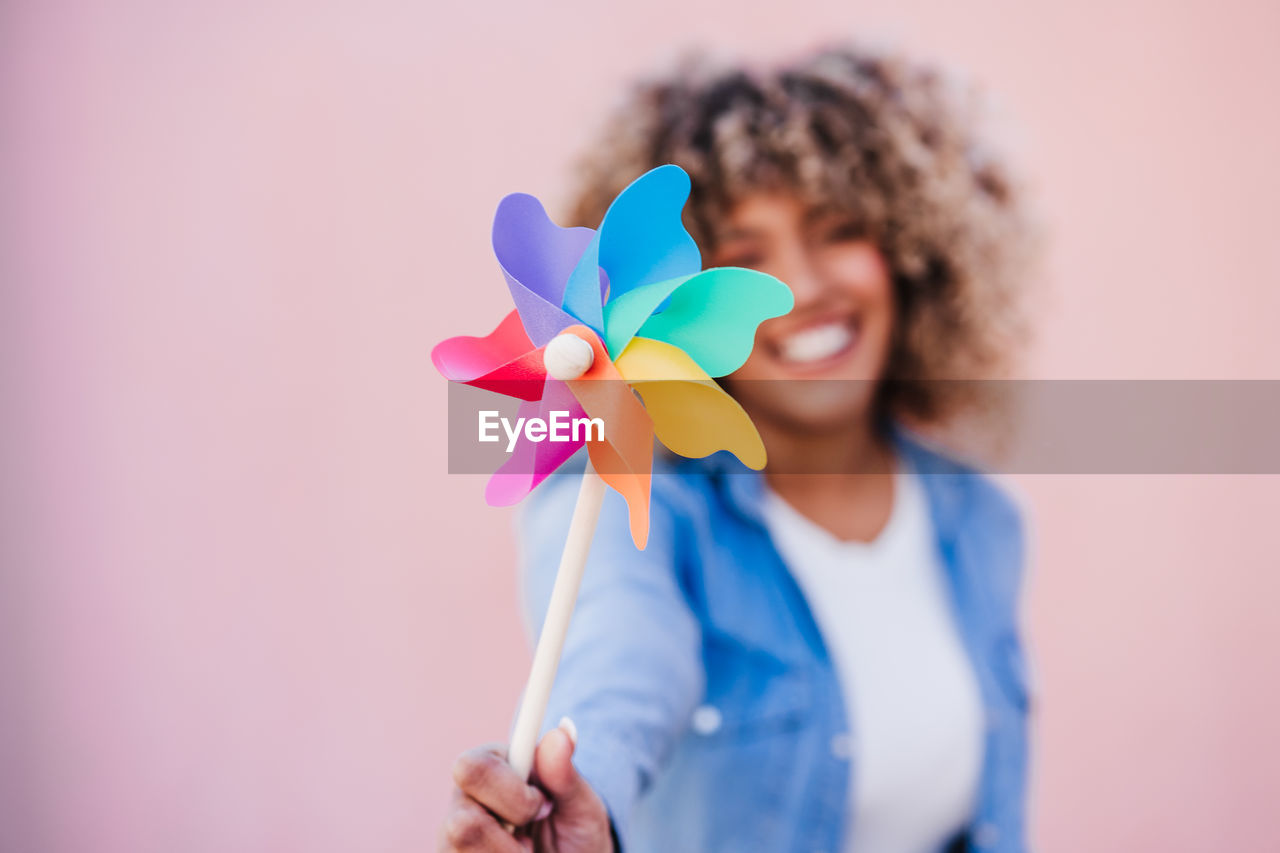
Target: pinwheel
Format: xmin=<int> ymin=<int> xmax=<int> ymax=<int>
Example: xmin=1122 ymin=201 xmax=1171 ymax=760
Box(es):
xmin=431 ymin=164 xmax=793 ymax=780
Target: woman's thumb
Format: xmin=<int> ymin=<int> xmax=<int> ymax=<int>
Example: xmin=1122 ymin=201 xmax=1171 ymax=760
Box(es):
xmin=532 ymin=717 xmax=586 ymax=802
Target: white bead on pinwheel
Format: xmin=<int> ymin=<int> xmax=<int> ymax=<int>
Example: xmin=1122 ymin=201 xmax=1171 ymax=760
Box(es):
xmin=542 ymin=332 xmax=595 ymax=381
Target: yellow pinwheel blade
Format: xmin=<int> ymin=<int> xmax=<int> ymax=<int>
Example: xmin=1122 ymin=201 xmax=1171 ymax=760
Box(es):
xmin=615 ymin=337 xmax=767 ymax=469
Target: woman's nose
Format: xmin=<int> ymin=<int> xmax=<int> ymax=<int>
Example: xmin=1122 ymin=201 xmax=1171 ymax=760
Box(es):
xmin=779 ymin=250 xmax=827 ymax=308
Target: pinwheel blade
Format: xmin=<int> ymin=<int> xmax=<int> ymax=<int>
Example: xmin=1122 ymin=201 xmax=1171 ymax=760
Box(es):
xmin=430 ymin=310 xmax=546 ymax=401
xmin=562 ymin=165 xmax=702 ymax=337
xmin=603 ymin=267 xmax=794 ymax=376
xmin=493 ymin=193 xmax=595 ymax=345
xmin=615 ymin=337 xmax=767 ymax=469
xmin=484 ymin=379 xmax=588 ymax=505
xmin=559 ymin=325 xmax=655 ymax=549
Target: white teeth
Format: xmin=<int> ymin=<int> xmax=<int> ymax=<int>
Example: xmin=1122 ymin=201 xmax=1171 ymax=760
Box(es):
xmin=778 ymin=322 xmax=854 ymax=364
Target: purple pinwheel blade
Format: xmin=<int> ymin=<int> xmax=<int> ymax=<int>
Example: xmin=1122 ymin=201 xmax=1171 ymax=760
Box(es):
xmin=492 ymin=193 xmax=595 ymax=346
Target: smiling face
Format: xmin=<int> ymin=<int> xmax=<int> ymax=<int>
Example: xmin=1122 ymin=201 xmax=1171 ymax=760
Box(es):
xmin=710 ymin=193 xmax=896 ymax=435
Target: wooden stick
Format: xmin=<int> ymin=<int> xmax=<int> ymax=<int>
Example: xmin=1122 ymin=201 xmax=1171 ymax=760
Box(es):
xmin=507 ymin=459 xmax=606 ymax=781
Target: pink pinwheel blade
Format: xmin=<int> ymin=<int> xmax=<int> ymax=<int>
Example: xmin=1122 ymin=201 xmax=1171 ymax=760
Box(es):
xmin=430 ymin=310 xmax=546 ymax=402
xmin=484 ymin=379 xmax=587 ymax=506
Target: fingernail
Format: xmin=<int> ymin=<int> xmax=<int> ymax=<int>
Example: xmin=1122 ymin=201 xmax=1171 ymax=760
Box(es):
xmin=534 ymin=799 xmax=553 ymax=821
xmin=557 ymin=716 xmax=578 ymax=746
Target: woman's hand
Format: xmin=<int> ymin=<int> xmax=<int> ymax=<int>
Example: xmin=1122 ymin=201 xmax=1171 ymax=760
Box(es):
xmin=440 ymin=719 xmax=615 ymax=853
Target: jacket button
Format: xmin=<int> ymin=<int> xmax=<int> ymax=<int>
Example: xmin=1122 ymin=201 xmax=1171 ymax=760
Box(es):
xmin=690 ymin=705 xmax=723 ymax=735
xmin=829 ymin=733 xmax=855 ymax=760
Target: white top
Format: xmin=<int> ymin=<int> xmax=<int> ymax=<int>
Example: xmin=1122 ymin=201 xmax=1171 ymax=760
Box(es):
xmin=760 ymin=463 xmax=984 ymax=853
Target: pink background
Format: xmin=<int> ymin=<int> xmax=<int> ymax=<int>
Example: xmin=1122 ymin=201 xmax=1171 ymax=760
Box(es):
xmin=4 ymin=1 xmax=1279 ymax=850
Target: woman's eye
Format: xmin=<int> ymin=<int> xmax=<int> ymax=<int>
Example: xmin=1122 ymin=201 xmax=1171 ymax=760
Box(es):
xmin=821 ymin=221 xmax=864 ymax=244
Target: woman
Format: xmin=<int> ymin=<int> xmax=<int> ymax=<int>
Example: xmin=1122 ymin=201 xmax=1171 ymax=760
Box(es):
xmin=441 ymin=45 xmax=1035 ymax=853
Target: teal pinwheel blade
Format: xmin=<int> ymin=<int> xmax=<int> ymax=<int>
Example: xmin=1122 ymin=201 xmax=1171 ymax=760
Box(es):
xmin=603 ymin=266 xmax=795 ymax=377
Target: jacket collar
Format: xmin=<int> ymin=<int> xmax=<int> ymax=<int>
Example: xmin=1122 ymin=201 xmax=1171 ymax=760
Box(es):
xmin=696 ymin=422 xmax=975 ymax=547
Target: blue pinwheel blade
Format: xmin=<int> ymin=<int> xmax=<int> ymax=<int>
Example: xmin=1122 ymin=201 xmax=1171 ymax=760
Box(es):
xmin=561 ymin=165 xmax=703 ymax=335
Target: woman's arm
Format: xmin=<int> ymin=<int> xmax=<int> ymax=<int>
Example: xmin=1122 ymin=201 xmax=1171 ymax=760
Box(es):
xmin=517 ymin=473 xmax=705 ymax=848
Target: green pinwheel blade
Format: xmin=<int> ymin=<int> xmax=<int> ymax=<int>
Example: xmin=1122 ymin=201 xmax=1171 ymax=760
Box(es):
xmin=603 ymin=267 xmax=795 ymax=378
xmin=601 ymin=272 xmax=696 ymax=361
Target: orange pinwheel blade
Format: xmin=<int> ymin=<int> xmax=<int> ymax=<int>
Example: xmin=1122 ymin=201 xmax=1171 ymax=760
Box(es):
xmin=559 ymin=325 xmax=654 ymax=549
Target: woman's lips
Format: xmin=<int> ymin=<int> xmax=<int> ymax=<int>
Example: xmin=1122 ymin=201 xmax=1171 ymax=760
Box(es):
xmin=773 ymin=319 xmax=859 ymax=368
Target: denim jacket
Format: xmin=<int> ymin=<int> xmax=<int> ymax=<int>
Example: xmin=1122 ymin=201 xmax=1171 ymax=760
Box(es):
xmin=517 ymin=429 xmax=1032 ymax=853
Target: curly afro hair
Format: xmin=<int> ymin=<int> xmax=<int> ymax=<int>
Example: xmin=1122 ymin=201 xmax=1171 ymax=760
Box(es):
xmin=564 ymin=44 xmax=1037 ymax=425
